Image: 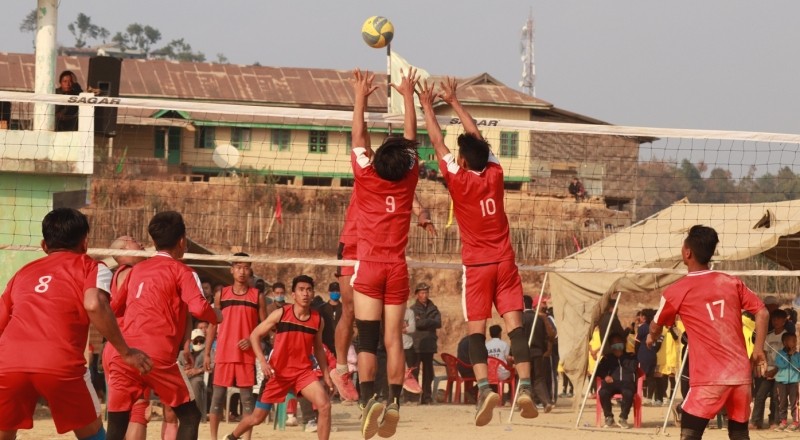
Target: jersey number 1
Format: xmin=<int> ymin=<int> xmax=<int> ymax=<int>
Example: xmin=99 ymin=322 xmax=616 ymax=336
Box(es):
xmin=705 ymin=299 xmax=725 ymax=321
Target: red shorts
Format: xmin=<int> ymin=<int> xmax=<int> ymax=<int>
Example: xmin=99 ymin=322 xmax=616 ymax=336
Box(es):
xmin=213 ymin=362 xmax=256 ymax=388
xmin=352 ymin=260 xmax=409 ymax=306
xmin=0 ymin=370 xmax=100 ymax=433
xmin=259 ymin=369 xmax=319 ymax=404
xmin=682 ymin=383 xmax=752 ymax=423
xmin=337 ymin=242 xmax=357 ymax=277
xmin=462 ymin=260 xmax=524 ymax=321
xmin=106 ymin=358 xmax=192 ymax=412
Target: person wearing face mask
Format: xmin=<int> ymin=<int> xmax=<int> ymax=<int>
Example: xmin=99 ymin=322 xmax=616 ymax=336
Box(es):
xmin=328 ymin=282 xmax=343 ymax=329
xmin=596 ymin=333 xmax=640 ymax=429
xmin=182 ymin=328 xmax=209 ymax=422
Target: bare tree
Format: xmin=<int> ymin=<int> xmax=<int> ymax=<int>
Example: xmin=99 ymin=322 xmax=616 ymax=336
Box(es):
xmin=67 ymin=13 xmax=109 ymax=48
xmin=19 ymin=9 xmax=37 ymax=49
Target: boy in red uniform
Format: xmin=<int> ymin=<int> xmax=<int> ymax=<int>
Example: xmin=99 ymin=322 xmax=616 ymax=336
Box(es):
xmin=648 ymin=225 xmax=769 ymax=440
xmin=0 ymin=208 xmax=151 ymax=439
xmin=418 ymin=79 xmax=538 ymax=426
xmin=224 ymin=274 xmax=333 ymax=440
xmin=350 ymin=68 xmax=419 ymax=439
xmin=106 ymin=211 xmax=221 ymax=440
xmin=205 ymin=252 xmax=267 ymax=440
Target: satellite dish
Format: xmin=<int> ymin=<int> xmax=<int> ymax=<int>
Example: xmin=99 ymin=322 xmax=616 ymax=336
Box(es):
xmin=212 ymin=144 xmax=241 ymax=169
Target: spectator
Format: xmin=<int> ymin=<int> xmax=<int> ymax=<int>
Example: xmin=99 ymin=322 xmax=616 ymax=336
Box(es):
xmin=181 ymin=328 xmax=208 ymax=422
xmin=635 ymin=309 xmax=662 ymax=405
xmin=265 ymin=282 xmax=287 ymax=314
xmin=410 ymin=283 xmax=441 ymax=405
xmin=774 ymin=332 xmax=800 ymax=431
xmin=568 ymin=177 xmax=586 ymax=202
xmin=312 ymin=287 xmax=336 ymax=354
xmin=522 ymin=295 xmax=556 ymax=411
xmin=201 ymin=281 xmax=214 ymax=304
xmin=327 ymin=282 xmax=343 ymax=329
xmin=596 ymin=333 xmax=639 ymax=429
xmin=55 ymin=70 xmax=82 ymax=131
xmin=751 ymin=308 xmax=788 ymax=429
xmin=486 ymin=325 xmax=511 ymax=380
xmin=598 ymin=296 xmax=625 ymax=347
xmin=401 ymin=301 xmax=418 ymax=402
xmin=763 ymin=296 xmax=796 ymax=334
xmin=456 ymin=335 xmax=477 ymax=403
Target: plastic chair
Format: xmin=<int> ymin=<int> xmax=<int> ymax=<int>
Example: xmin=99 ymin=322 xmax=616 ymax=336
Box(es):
xmin=487 ymin=357 xmax=516 ymax=406
xmin=594 ymin=368 xmax=644 ymax=428
xmin=273 ymin=391 xmax=296 ymax=430
xmin=440 ymin=353 xmax=475 ymax=403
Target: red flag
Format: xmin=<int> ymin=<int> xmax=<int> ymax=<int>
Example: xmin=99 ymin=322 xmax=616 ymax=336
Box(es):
xmin=572 ymin=235 xmax=581 ymax=251
xmin=275 ymin=194 xmax=283 ymax=224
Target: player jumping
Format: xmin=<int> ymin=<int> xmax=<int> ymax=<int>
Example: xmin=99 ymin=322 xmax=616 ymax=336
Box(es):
xmin=418 ymin=78 xmax=538 ymax=426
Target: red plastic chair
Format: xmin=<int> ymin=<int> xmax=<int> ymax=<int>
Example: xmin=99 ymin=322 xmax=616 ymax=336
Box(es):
xmin=595 ymin=368 xmax=644 ymax=428
xmin=487 ymin=356 xmax=516 ymax=406
xmin=440 ymin=353 xmax=475 ymax=403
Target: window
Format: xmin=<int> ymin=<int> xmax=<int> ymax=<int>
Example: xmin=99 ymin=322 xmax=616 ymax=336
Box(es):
xmin=231 ymin=127 xmax=251 ymax=150
xmin=195 ymin=126 xmax=215 ymax=149
xmin=271 ymin=129 xmax=291 ymax=151
xmin=308 ymin=130 xmax=328 ymax=153
xmin=499 ymin=131 xmax=519 ymax=157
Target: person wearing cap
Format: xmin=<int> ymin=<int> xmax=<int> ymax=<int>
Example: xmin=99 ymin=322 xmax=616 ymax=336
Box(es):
xmin=410 ymin=283 xmax=441 ymax=405
xmin=181 ymin=327 xmax=209 ymax=421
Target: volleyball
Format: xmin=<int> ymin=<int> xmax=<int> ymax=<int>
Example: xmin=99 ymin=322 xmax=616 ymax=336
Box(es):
xmin=361 ymin=16 xmax=394 ymax=49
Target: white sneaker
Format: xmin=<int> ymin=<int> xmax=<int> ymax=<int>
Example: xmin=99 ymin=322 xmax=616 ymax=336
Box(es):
xmin=305 ymin=419 xmax=318 ymax=433
xmin=286 ymin=414 xmax=299 ymax=426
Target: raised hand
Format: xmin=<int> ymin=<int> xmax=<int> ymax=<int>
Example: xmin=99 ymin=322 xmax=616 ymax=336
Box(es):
xmin=439 ymin=76 xmax=459 ymax=105
xmin=352 ymin=69 xmax=379 ymax=98
xmin=416 ymin=79 xmax=439 ymax=109
xmin=390 ymin=67 xmax=419 ymax=98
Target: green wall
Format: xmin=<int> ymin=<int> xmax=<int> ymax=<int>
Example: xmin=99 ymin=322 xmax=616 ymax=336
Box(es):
xmin=0 ymin=173 xmax=88 ymax=287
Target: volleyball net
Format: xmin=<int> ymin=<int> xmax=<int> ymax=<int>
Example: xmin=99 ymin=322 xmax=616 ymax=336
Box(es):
xmin=3 ymin=90 xmax=800 ymax=287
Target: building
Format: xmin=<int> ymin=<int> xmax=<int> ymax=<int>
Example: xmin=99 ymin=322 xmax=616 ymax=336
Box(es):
xmin=0 ymin=52 xmax=640 ymax=206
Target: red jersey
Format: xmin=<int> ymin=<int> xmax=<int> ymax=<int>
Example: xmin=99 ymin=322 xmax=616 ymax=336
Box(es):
xmin=439 ymin=152 xmax=515 ymax=265
xmin=339 ymin=188 xmax=358 ymax=246
xmin=215 ymin=286 xmax=260 ymax=364
xmin=269 ymin=305 xmax=320 ymax=377
xmin=0 ymin=251 xmax=111 ymax=376
xmin=110 ymin=264 xmax=132 ymax=322
xmin=351 ymin=147 xmax=419 ymax=262
xmin=121 ymin=252 xmax=218 ymax=363
xmin=654 ymin=270 xmax=765 ymax=386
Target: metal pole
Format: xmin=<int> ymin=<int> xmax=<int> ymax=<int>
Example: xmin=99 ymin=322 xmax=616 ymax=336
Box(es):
xmin=575 ymin=292 xmax=623 ymax=429
xmin=660 ymin=341 xmax=689 ymax=435
xmin=507 ymin=273 xmax=548 ymax=423
xmin=386 ymin=43 xmax=392 ymax=134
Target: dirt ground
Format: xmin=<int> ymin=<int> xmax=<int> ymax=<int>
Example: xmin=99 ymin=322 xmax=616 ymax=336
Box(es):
xmin=22 ymin=394 xmax=772 ymax=440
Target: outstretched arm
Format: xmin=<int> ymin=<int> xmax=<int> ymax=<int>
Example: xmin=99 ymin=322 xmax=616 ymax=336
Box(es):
xmin=352 ymin=69 xmax=378 ymax=157
xmin=440 ymin=77 xmax=483 ymax=141
xmin=417 ymin=80 xmax=450 ymax=162
xmin=390 ymin=67 xmax=420 ymax=141
xmin=412 ymin=192 xmax=436 ymax=237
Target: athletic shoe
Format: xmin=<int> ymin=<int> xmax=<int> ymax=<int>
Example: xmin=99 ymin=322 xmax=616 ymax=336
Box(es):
xmin=475 ymin=387 xmax=501 ymax=427
xmin=361 ymin=397 xmax=385 ymax=439
xmin=377 ymin=402 xmax=400 ymax=438
xmin=306 ymin=419 xmax=318 ymax=433
xmin=787 ymin=422 xmax=800 ymax=432
xmin=544 ymin=403 xmax=554 ymax=413
xmin=617 ymin=418 xmax=630 ymax=429
xmin=515 ymin=387 xmax=539 ymax=419
xmin=774 ymin=420 xmax=788 ymax=432
xmin=286 ymin=414 xmax=298 ymax=427
xmin=331 ymin=369 xmax=360 ymax=402
xmin=402 ymin=368 xmax=422 ymax=394
xmin=603 ymin=416 xmax=614 ymax=428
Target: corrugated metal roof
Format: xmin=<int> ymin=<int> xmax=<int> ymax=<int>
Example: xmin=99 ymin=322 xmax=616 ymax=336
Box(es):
xmin=0 ymin=52 xmax=556 ymax=114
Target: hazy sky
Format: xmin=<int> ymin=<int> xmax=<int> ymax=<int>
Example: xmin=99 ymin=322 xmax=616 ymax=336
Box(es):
xmin=3 ymin=1 xmax=800 ymax=136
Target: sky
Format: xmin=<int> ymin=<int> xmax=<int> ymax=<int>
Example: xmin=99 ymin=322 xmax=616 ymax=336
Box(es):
xmin=3 ymin=1 xmax=800 ymax=137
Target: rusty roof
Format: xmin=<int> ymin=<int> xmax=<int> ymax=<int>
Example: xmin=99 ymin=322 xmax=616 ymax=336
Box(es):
xmin=0 ymin=52 xmax=559 ymax=115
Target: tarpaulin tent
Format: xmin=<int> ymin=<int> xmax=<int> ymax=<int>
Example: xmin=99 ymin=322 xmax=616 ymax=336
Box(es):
xmin=548 ymin=198 xmax=800 ymax=397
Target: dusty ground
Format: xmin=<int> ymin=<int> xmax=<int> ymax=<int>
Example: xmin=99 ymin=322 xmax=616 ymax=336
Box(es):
xmin=21 ymin=394 xmax=783 ymax=440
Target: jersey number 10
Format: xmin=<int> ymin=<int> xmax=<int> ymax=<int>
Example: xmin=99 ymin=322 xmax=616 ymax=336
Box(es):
xmin=480 ymin=198 xmax=497 ymax=217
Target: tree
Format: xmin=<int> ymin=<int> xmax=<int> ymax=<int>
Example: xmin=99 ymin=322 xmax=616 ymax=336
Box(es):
xmin=112 ymin=23 xmax=162 ymax=56
xmin=154 ymin=39 xmax=206 ymax=62
xmin=19 ymin=9 xmax=37 ymax=49
xmin=216 ymin=53 xmax=229 ymax=64
xmin=67 ymin=13 xmax=109 ymax=48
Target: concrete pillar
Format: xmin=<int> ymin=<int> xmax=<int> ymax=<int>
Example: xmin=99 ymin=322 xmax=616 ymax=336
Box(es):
xmin=34 ymin=0 xmax=58 ymax=132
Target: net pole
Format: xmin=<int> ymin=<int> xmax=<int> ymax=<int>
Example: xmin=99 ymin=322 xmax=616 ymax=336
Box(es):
xmin=386 ymin=42 xmax=392 ymax=134
xmin=575 ymin=292 xmax=623 ymax=429
xmin=660 ymin=342 xmax=689 ymax=435
xmin=507 ymin=273 xmax=549 ymax=423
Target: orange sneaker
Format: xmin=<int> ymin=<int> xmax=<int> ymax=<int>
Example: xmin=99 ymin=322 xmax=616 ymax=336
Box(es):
xmin=331 ymin=368 xmax=360 ymax=401
xmin=402 ymin=368 xmax=422 ymax=394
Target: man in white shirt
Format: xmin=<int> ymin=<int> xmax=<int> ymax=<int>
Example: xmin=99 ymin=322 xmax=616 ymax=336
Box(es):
xmin=486 ymin=325 xmax=510 ymax=380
